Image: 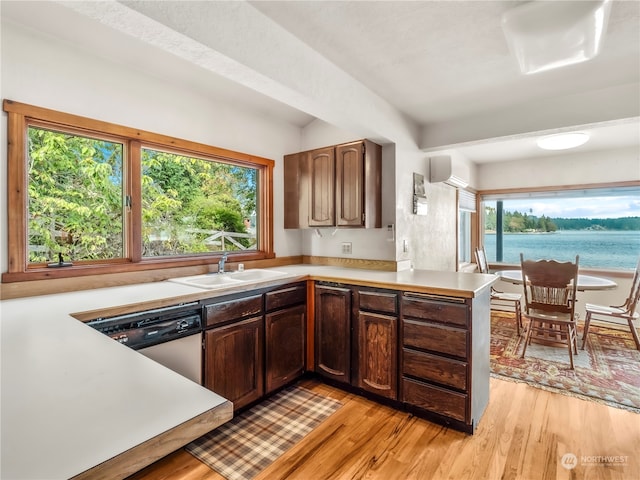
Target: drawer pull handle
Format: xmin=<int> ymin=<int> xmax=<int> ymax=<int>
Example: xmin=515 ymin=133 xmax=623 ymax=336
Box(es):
xmin=403 ymin=292 xmax=465 ymax=304
xmin=269 ymin=286 xmax=301 ymax=295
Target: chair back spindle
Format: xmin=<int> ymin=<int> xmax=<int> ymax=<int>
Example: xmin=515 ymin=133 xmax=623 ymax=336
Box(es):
xmin=520 ymin=254 xmax=579 ymax=318
xmin=623 ymin=256 xmax=640 ymax=316
xmin=475 ymin=247 xmax=490 ymax=274
xmin=581 ymin=256 xmax=640 ymax=351
xmin=519 ymin=254 xmax=580 ymax=368
xmin=476 ymin=246 xmax=524 ymax=335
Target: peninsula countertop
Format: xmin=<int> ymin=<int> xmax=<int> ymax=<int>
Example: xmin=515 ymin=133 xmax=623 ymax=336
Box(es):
xmin=0 ymin=281 xmax=233 ymax=480
xmin=0 ymin=265 xmax=496 ymax=479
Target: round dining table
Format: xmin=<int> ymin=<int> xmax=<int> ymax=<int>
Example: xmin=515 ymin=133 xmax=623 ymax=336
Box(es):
xmin=497 ymin=269 xmax=618 ymax=291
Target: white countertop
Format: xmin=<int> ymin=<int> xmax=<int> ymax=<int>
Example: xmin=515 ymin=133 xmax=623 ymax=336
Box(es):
xmin=0 ymin=265 xmax=496 ymax=479
xmin=0 ymin=282 xmax=229 ymax=480
xmin=287 ymin=265 xmax=496 ymax=297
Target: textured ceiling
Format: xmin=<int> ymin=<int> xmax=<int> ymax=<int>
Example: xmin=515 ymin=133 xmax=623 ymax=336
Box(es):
xmin=251 ymin=0 xmax=640 ymax=125
xmin=2 ymin=0 xmax=639 ymax=163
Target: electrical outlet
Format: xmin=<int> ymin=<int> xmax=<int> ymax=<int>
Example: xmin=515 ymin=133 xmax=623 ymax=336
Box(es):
xmin=342 ymin=242 xmax=352 ymax=254
xmin=403 ymin=239 xmax=409 ymax=253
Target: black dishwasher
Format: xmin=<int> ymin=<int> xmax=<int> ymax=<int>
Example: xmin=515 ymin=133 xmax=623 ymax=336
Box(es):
xmin=87 ymin=302 xmax=203 ymax=383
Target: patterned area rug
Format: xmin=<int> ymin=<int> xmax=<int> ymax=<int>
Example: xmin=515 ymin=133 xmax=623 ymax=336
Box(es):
xmin=186 ymin=385 xmax=342 ymax=480
xmin=490 ymin=311 xmax=640 ymax=412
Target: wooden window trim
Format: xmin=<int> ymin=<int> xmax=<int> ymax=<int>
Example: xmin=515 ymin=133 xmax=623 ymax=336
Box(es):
xmin=3 ymin=99 xmax=275 ymax=283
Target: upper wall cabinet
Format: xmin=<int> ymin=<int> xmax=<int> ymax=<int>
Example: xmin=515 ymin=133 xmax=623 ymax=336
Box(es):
xmin=284 ymin=140 xmax=381 ymax=229
xmin=308 ymin=147 xmax=335 ymax=227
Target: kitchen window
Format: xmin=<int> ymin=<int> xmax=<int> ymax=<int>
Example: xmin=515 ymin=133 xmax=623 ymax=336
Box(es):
xmin=459 ymin=210 xmax=472 ymax=264
xmin=26 ymin=125 xmax=126 ymax=264
xmin=3 ymin=100 xmax=274 ymax=281
xmin=140 ymin=147 xmax=259 ymax=258
xmin=458 ymin=189 xmax=476 ymax=268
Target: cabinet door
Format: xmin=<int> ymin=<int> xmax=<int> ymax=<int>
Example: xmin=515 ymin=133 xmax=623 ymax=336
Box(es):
xmin=204 ymin=316 xmax=264 ymax=411
xmin=308 ymin=147 xmax=335 ymax=227
xmin=265 ymin=304 xmax=306 ymax=393
xmin=315 ymin=285 xmax=351 ymax=383
xmin=336 ymin=141 xmax=364 ymax=227
xmin=283 ymin=152 xmax=307 ymax=229
xmin=356 ymin=311 xmax=397 ymax=400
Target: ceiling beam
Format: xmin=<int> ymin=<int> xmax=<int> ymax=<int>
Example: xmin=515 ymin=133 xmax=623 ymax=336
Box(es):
xmin=420 ymin=82 xmax=640 ymax=150
xmin=57 ymin=0 xmax=420 ymax=148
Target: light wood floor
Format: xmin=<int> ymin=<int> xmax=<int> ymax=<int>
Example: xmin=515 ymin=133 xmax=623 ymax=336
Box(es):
xmin=129 ymin=377 xmax=640 ymax=480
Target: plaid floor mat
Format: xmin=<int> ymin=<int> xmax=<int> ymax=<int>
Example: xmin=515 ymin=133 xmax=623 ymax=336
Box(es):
xmin=186 ymin=385 xmax=343 ymax=480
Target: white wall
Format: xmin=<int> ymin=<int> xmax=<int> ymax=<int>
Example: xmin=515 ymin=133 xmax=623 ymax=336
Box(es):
xmin=0 ymin=22 xmax=305 ymax=273
xmin=0 ymin=21 xmax=463 ymax=275
xmin=476 ymin=146 xmax=639 ymax=190
xmin=300 ymin=119 xmax=362 ymax=152
xmin=295 ymin=119 xmax=460 ymax=269
xmin=395 ymin=146 xmax=458 ymax=271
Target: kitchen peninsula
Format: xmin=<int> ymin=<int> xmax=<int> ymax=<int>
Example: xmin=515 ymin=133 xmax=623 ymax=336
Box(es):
xmin=0 ymin=265 xmax=496 ymax=479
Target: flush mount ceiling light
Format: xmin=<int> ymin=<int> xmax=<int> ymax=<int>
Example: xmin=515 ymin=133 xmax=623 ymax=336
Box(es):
xmin=536 ymin=132 xmax=590 ymax=150
xmin=501 ymin=0 xmax=612 ymax=75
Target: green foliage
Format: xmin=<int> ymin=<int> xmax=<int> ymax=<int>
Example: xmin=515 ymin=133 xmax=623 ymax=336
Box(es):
xmin=191 ymin=197 xmax=245 ymax=231
xmin=27 ymin=127 xmax=124 ymax=262
xmin=143 ymin=151 xmax=201 ymax=205
xmin=27 ymin=127 xmax=258 ymax=264
xmin=552 ymin=216 xmax=640 ymax=230
xmin=141 ymin=148 xmax=257 ymax=256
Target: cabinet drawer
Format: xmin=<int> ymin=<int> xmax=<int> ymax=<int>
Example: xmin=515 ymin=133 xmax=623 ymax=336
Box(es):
xmin=358 ymin=290 xmax=398 ymax=315
xmin=403 ymin=319 xmax=468 ymax=358
xmin=403 ymin=348 xmax=467 ymax=391
xmin=402 ymin=377 xmax=467 ymax=422
xmin=402 ymin=294 xmax=468 ymax=327
xmin=265 ymin=284 xmax=306 ymax=312
xmin=205 ymin=294 xmax=263 ymax=328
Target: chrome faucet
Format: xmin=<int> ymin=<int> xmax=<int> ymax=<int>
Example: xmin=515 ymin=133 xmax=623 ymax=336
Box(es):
xmin=218 ymin=252 xmax=228 ymax=274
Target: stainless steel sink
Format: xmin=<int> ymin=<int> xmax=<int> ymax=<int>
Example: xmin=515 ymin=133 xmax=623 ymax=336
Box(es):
xmin=167 ymin=269 xmax=287 ymax=290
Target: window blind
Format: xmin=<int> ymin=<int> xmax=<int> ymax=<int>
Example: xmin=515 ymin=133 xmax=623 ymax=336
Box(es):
xmin=459 ymin=189 xmax=476 ymax=212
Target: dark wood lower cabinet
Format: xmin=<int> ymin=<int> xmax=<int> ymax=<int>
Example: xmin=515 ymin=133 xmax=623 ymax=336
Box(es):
xmin=352 ymin=287 xmax=399 ymax=400
xmin=402 ymin=377 xmax=467 ymax=422
xmin=400 ymin=290 xmax=490 ymax=433
xmin=265 ymin=304 xmax=306 ymax=393
xmin=355 ymin=311 xmax=397 ymax=400
xmin=315 ymin=284 xmax=352 ymax=383
xmin=402 ymin=348 xmax=467 ymax=391
xmin=200 ymin=280 xmax=489 ymax=434
xmin=204 ymin=316 xmax=264 ymax=411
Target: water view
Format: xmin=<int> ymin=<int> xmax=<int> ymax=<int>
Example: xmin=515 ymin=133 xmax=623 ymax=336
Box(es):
xmin=484 ymin=230 xmax=640 ymax=270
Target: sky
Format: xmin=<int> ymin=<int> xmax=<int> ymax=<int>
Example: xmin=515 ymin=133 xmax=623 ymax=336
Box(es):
xmin=502 ymin=194 xmax=640 ymax=219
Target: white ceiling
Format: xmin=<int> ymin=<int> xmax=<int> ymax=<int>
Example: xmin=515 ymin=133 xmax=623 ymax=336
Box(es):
xmin=2 ymin=0 xmax=639 ymax=164
xmin=252 ymin=0 xmax=639 ymax=125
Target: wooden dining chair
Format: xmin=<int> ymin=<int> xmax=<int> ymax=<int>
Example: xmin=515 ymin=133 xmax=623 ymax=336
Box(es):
xmin=581 ymin=257 xmax=640 ymax=351
xmin=520 ymin=254 xmax=580 ymax=369
xmin=475 ymin=247 xmax=523 ymax=335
